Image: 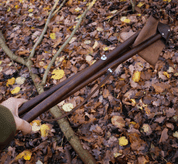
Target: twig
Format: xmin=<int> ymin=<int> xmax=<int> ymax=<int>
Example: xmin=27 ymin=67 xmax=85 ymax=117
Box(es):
xmin=104 ymin=6 xmax=128 ymax=21
xmin=52 ymin=0 xmax=67 ymax=17
xmin=41 ymin=0 xmax=97 ymax=85
xmin=130 ymin=0 xmax=136 ymax=12
xmin=28 ymin=0 xmax=60 ymax=60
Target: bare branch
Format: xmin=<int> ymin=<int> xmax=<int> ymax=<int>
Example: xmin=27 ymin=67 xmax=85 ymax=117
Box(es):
xmin=52 ymin=0 xmax=67 ymax=17
xmin=28 ymin=0 xmax=60 ymax=60
xmin=41 ymin=0 xmax=97 ymax=85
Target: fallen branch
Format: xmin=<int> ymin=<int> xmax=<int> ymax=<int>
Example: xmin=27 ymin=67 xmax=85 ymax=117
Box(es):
xmin=28 ymin=0 xmax=60 ymax=60
xmin=41 ymin=0 xmax=97 ymax=85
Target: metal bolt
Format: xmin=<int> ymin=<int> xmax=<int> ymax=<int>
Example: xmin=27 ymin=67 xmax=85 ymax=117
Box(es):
xmin=101 ymin=55 xmax=107 ymax=60
xmin=108 ymin=68 xmax=113 ymax=73
xmin=162 ymin=33 xmax=164 ymax=36
xmin=168 ymin=29 xmax=170 ymax=32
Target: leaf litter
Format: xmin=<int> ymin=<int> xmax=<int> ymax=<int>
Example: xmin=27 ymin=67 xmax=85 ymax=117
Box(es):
xmin=0 ymin=0 xmax=178 ymax=163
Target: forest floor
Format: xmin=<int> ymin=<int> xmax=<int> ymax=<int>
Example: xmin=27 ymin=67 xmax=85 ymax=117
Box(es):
xmin=0 ymin=0 xmax=178 ymax=163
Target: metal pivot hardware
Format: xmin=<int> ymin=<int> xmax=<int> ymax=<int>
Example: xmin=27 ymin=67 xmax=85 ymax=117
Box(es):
xmin=18 ymin=16 xmax=170 ymax=123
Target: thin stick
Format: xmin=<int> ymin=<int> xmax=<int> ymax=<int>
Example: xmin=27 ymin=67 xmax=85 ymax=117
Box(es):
xmin=28 ymin=0 xmax=60 ymax=60
xmin=41 ymin=0 xmax=97 ymax=85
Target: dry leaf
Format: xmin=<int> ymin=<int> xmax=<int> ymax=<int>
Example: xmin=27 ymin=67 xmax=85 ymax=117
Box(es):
xmin=50 ymin=33 xmax=56 ymax=40
xmin=15 ymin=150 xmax=32 ymax=161
xmin=11 ymin=87 xmax=20 ymax=94
xmin=159 ymin=128 xmax=168 ymax=143
xmin=120 ymin=16 xmax=131 ymax=23
xmin=51 ymin=69 xmax=65 ymax=80
xmin=142 ymin=124 xmax=152 ymax=135
xmin=40 ymin=124 xmax=50 ymax=137
xmin=62 ymin=103 xmax=73 ymax=112
xmin=132 ymin=71 xmax=141 ymax=82
xmin=16 ymin=77 xmax=25 ymax=85
xmin=6 ymin=77 xmax=15 ymax=86
xmin=111 ymin=116 xmax=125 ymax=129
xmin=118 ymin=136 xmax=128 ymax=146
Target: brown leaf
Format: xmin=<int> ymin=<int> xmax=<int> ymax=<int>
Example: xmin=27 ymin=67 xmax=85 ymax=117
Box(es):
xmin=111 ymin=115 xmax=125 ymax=129
xmin=159 ymin=128 xmax=169 ymax=143
xmin=137 ymin=156 xmax=149 ymax=164
xmin=155 ymin=116 xmax=166 ymax=123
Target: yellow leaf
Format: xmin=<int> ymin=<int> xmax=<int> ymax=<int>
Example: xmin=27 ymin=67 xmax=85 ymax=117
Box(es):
xmin=173 ymin=131 xmax=178 ymax=138
xmin=0 ymin=61 xmax=2 ymax=65
xmin=19 ymin=0 xmax=24 ymax=3
xmin=6 ymin=77 xmax=15 ymax=87
xmin=75 ymin=7 xmax=81 ymax=12
xmin=30 ymin=120 xmax=41 ymax=126
xmin=103 ymin=47 xmax=109 ymax=51
xmin=11 ymin=87 xmax=20 ymax=94
xmin=28 ymin=8 xmax=33 ymax=12
xmin=93 ymin=41 xmax=99 ymax=49
xmin=40 ymin=124 xmax=50 ymax=137
xmin=7 ymin=7 xmax=11 ymax=12
xmin=62 ymin=103 xmax=73 ymax=112
xmin=16 ymin=150 xmax=32 ymax=161
xmin=137 ymin=14 xmax=142 ymax=16
xmin=50 ymin=33 xmax=56 ymax=40
xmin=137 ymin=2 xmax=144 ymax=7
xmin=118 ymin=136 xmax=128 ymax=146
xmin=131 ymin=99 xmax=136 ymax=106
xmin=51 ymin=69 xmax=65 ymax=80
xmin=43 ymin=65 xmax=48 ymax=69
xmin=163 ymin=0 xmax=171 ymax=2
xmin=120 ymin=16 xmax=131 ymax=23
xmin=15 ymin=151 xmax=24 ymax=160
xmin=15 ymin=5 xmax=19 ymax=9
xmin=132 ymin=71 xmax=141 ymax=82
xmin=163 ymin=72 xmax=170 ymax=78
xmin=23 ymin=150 xmax=32 ymax=160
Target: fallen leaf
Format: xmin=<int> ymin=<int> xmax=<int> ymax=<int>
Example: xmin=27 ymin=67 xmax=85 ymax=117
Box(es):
xmin=93 ymin=41 xmax=99 ymax=49
xmin=138 ymin=156 xmax=148 ymax=164
xmin=11 ymin=87 xmax=20 ymax=94
xmin=137 ymin=2 xmax=145 ymax=7
xmin=40 ymin=124 xmax=50 ymax=137
xmin=159 ymin=128 xmax=168 ymax=143
xmin=118 ymin=136 xmax=128 ymax=146
xmin=50 ymin=33 xmax=56 ymax=40
xmin=173 ymin=131 xmax=178 ymax=138
xmin=155 ymin=116 xmax=166 ymax=123
xmin=16 ymin=77 xmax=25 ymax=85
xmin=62 ymin=103 xmax=73 ymax=112
xmin=120 ymin=16 xmax=131 ymax=23
xmin=28 ymin=8 xmax=33 ymax=12
xmin=75 ymin=7 xmax=81 ymax=12
xmin=142 ymin=124 xmax=152 ymax=135
xmin=111 ymin=116 xmax=125 ymax=129
xmin=15 ymin=150 xmax=32 ymax=161
xmin=6 ymin=77 xmax=15 ymax=87
xmin=132 ymin=71 xmax=141 ymax=82
xmin=51 ymin=69 xmax=65 ymax=80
